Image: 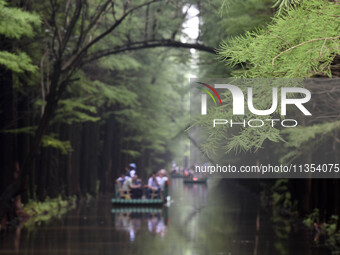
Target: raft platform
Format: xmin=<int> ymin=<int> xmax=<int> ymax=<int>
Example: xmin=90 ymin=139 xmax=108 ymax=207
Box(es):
xmin=111 ymin=198 xmax=164 ymax=205
xmin=111 ymin=207 xmax=163 ymax=213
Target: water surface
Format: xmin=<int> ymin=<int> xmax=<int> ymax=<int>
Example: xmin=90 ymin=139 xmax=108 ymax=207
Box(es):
xmin=0 ymin=179 xmax=330 ymax=255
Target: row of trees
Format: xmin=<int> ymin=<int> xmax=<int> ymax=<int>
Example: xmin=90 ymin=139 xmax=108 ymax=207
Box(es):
xmin=0 ymin=0 xmax=215 ymax=219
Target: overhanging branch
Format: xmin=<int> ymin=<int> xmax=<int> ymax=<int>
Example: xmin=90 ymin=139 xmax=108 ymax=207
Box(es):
xmin=61 ymin=0 xmax=160 ymax=71
xmin=85 ymin=39 xmax=216 ymax=63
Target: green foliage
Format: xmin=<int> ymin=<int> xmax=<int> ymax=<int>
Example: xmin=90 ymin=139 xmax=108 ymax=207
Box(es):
xmin=0 ymin=51 xmax=37 ymax=73
xmin=99 ymin=55 xmax=141 ymax=71
xmin=23 ymin=195 xmax=76 ymax=228
xmin=0 ymin=0 xmax=40 ymax=39
xmin=325 ymin=217 xmax=340 ymax=250
xmin=198 ymin=0 xmax=273 ymax=77
xmin=54 ymin=74 xmax=139 ymax=125
xmin=121 ymin=149 xmax=141 ymax=158
xmin=0 ymin=0 xmax=39 ymax=73
xmin=324 ymin=215 xmax=339 ymax=237
xmin=92 ymin=80 xmax=138 ymax=107
xmin=55 ymin=98 xmax=100 ymax=124
xmin=196 ymin=0 xmax=340 ymax=159
xmin=280 ymin=121 xmax=339 ymax=163
xmin=1 ymin=126 xmax=36 ymax=135
xmin=283 ymin=121 xmax=339 ymax=149
xmin=266 ymin=179 xmax=297 ymax=215
xmin=41 ymin=133 xmax=73 ymax=155
xmin=225 ymin=123 xmax=283 ymax=153
xmin=219 ymin=0 xmax=273 ymax=36
xmin=219 ymin=0 xmax=340 ymax=78
xmin=86 ymin=193 xmax=93 ymax=203
xmin=93 ymin=47 xmax=191 ymax=171
xmin=260 ymin=179 xmax=298 ymax=240
xmin=273 ymin=0 xmax=302 ymax=13
xmin=303 ymin=209 xmax=340 ymax=249
xmin=2 ymin=127 xmax=72 ymax=155
xmin=303 ymin=208 xmax=320 ymax=228
xmin=39 ymin=0 xmax=192 ymax=170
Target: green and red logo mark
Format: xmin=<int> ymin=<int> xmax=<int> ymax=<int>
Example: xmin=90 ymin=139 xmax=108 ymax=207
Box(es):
xmin=196 ymin=82 xmax=223 ymax=106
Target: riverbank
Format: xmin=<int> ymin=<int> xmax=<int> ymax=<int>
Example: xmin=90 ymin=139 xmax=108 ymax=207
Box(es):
xmin=0 ymin=195 xmax=77 ymax=231
xmin=22 ymin=195 xmax=77 ymax=229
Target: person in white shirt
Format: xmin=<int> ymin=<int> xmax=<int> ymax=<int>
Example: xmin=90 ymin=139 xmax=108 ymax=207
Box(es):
xmin=116 ymin=173 xmax=128 ymax=189
xmin=145 ymin=172 xmax=160 ymax=199
xmin=157 ymin=173 xmax=168 ymax=190
xmin=128 ymin=163 xmax=136 ymax=177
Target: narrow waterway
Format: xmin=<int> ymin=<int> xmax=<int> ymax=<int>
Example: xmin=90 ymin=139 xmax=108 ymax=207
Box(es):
xmin=0 ymin=179 xmax=331 ymax=255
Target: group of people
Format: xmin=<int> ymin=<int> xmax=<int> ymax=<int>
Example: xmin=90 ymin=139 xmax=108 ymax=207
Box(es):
xmin=116 ymin=163 xmax=168 ymax=199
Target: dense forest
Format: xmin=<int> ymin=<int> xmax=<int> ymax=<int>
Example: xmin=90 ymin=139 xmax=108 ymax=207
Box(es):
xmin=0 ymin=0 xmax=205 ymax=218
xmin=0 ymin=0 xmax=340 ymax=248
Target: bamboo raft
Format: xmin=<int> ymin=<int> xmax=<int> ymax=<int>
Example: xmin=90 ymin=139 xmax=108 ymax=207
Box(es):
xmin=111 ymin=198 xmax=164 ymax=205
xmin=111 ymin=207 xmax=163 ymax=213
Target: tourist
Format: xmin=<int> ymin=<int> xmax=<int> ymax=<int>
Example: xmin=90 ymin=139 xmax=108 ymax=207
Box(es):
xmin=116 ymin=173 xmax=127 ymax=188
xmin=145 ymin=172 xmax=161 ymax=199
xmin=122 ymin=174 xmax=142 ymax=199
xmin=128 ymin=163 xmax=136 ymax=177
